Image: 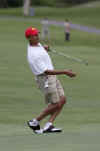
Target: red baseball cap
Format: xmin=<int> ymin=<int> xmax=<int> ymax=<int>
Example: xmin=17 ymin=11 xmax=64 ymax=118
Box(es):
xmin=25 ymin=27 xmax=39 ymax=38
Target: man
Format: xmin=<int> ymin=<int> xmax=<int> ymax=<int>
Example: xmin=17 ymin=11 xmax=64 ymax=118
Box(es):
xmin=41 ymin=17 xmax=49 ymax=41
xmin=25 ymin=27 xmax=76 ymax=134
xmin=64 ymin=19 xmax=71 ymax=41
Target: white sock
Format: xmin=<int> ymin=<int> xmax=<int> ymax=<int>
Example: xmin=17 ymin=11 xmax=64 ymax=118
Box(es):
xmin=43 ymin=122 xmax=52 ymax=130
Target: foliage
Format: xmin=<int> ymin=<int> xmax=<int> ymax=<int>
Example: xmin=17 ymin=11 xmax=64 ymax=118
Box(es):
xmin=0 ymin=0 xmax=100 ymax=8
xmin=31 ymin=0 xmax=57 ymax=6
xmin=60 ymin=0 xmax=99 ymax=4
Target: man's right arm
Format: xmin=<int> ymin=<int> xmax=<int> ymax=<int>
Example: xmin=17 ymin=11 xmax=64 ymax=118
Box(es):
xmin=44 ymin=69 xmax=76 ymax=78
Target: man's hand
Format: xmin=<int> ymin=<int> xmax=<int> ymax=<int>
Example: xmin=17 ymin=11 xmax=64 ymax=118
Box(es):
xmin=64 ymin=70 xmax=76 ymax=78
xmin=44 ymin=45 xmax=50 ymax=52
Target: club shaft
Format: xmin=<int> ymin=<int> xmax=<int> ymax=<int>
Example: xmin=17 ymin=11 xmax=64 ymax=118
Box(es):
xmin=51 ymin=49 xmax=88 ymax=65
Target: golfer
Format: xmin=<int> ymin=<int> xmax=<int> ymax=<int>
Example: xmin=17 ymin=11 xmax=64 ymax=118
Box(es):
xmin=25 ymin=27 xmax=76 ymax=134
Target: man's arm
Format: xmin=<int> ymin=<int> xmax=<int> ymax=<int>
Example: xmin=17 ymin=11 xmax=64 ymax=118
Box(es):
xmin=45 ymin=69 xmax=76 ymax=78
xmin=43 ymin=45 xmax=76 ymax=78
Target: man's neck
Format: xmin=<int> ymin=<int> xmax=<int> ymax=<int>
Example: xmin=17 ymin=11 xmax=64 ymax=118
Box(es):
xmin=30 ymin=42 xmax=39 ymax=46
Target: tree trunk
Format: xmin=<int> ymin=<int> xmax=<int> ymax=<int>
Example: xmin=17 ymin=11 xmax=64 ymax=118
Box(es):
xmin=23 ymin=0 xmax=31 ymax=16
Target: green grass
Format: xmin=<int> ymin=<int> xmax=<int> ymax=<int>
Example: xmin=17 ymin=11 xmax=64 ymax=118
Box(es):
xmin=0 ymin=3 xmax=100 ymax=151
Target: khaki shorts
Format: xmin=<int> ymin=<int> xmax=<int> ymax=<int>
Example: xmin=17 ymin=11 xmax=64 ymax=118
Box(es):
xmin=35 ymin=75 xmax=64 ymax=104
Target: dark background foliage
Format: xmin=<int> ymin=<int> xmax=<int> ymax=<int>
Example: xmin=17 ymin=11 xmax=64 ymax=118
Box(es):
xmin=0 ymin=0 xmax=99 ymax=8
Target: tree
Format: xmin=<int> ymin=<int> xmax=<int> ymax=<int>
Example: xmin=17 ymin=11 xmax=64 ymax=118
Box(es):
xmin=23 ymin=0 xmax=31 ymax=16
xmin=0 ymin=0 xmax=8 ymax=8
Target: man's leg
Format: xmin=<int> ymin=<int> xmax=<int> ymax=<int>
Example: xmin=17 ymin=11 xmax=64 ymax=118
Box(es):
xmin=27 ymin=95 xmax=66 ymax=133
xmin=48 ymin=96 xmax=66 ymax=123
xmin=42 ymin=96 xmax=66 ymax=133
xmin=36 ymin=102 xmax=60 ymax=121
xmin=48 ymin=79 xmax=66 ymax=123
xmin=67 ymin=33 xmax=70 ymax=41
xmin=27 ymin=103 xmax=58 ymax=133
xmin=28 ymin=77 xmax=66 ymax=133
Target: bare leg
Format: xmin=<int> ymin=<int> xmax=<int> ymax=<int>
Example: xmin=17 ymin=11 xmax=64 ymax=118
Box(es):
xmin=49 ymin=96 xmax=66 ymax=123
xmin=36 ymin=103 xmax=58 ymax=121
xmin=36 ymin=96 xmax=66 ymax=122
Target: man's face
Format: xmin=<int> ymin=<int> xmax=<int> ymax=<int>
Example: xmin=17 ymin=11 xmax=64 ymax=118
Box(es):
xmin=28 ymin=34 xmax=39 ymax=44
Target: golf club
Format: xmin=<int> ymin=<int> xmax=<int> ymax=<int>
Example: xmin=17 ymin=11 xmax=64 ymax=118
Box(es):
xmin=50 ymin=49 xmax=88 ymax=66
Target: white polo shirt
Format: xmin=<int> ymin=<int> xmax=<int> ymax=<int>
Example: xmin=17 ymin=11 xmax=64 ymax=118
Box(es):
xmin=27 ymin=43 xmax=54 ymax=75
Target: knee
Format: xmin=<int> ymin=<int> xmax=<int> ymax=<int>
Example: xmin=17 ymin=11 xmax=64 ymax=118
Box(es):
xmin=57 ymin=96 xmax=66 ymax=109
xmin=60 ymin=96 xmax=66 ymax=105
